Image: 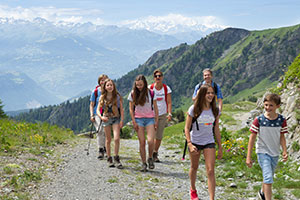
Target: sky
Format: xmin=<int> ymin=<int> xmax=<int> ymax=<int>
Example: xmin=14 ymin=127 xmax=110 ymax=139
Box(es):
xmin=0 ymin=0 xmax=300 ymax=31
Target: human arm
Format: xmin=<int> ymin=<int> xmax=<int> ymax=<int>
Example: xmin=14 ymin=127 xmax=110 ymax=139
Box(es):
xmin=184 ymin=114 xmax=198 ymax=153
xmin=214 ymin=115 xmax=222 ymax=160
xmin=153 ymin=99 xmax=159 ymax=129
xmin=218 ymin=99 xmax=223 ymax=113
xmin=119 ymin=98 xmax=124 ymax=129
xmin=246 ymin=133 xmax=257 ymax=168
xmin=192 ymin=84 xmax=199 ymax=101
xmin=129 ymin=101 xmax=138 ymax=132
xmin=280 ymin=134 xmax=288 ymax=162
xmin=89 ymin=101 xmax=96 ymax=122
xmin=166 ymin=93 xmax=172 ymax=121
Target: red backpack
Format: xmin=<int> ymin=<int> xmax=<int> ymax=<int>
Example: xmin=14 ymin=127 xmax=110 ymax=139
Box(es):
xmin=150 ymin=83 xmax=168 ymax=112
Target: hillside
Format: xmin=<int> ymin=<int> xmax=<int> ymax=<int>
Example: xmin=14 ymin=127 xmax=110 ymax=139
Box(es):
xmin=13 ymin=24 xmax=300 ymax=133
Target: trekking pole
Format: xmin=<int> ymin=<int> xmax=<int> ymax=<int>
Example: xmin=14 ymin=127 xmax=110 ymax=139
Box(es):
xmin=182 ymin=129 xmax=188 ymax=160
xmin=85 ymin=123 xmax=94 ymax=156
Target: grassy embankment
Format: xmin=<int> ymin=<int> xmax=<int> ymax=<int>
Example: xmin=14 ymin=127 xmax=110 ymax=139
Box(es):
xmin=0 ymin=118 xmax=75 ymax=200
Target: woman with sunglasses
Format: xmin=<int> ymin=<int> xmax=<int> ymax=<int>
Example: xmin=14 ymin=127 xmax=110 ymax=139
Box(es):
xmin=149 ymin=69 xmax=172 ymax=162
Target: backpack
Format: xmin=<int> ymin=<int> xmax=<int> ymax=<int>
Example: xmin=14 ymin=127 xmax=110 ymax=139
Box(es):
xmin=99 ymin=94 xmax=121 ymax=117
xmin=93 ymin=85 xmax=103 ymax=114
xmin=196 ymin=81 xmax=218 ymax=96
xmin=131 ymin=89 xmax=155 ymax=111
xmin=150 ymin=83 xmax=168 ymax=112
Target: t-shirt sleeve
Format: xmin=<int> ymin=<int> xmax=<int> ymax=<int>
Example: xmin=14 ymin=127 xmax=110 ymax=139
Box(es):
xmin=192 ymin=84 xmax=199 ymax=98
xmin=216 ymin=84 xmax=223 ymax=99
xmin=153 ymin=90 xmax=157 ymax=101
xmin=166 ymin=85 xmax=172 ymax=94
xmin=90 ymin=90 xmax=95 ymax=102
xmin=250 ymin=117 xmax=259 ymax=134
xmin=187 ymin=105 xmax=195 ymax=117
xmin=280 ymin=119 xmax=288 ymax=134
xmin=127 ymin=91 xmax=133 ymax=102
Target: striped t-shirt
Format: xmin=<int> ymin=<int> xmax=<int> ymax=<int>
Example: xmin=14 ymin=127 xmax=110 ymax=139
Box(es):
xmin=250 ymin=114 xmax=288 ymax=156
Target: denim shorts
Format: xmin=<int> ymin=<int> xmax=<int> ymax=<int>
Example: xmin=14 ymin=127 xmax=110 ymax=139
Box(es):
xmin=135 ymin=117 xmax=155 ymax=127
xmin=257 ymin=153 xmax=279 ymax=184
xmin=102 ymin=117 xmax=120 ymax=127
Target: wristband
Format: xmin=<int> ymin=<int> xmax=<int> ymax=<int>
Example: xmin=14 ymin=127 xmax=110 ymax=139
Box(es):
xmin=168 ymin=113 xmax=172 ymax=117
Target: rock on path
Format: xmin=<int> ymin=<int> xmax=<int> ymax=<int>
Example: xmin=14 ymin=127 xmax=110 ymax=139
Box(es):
xmin=32 ymin=138 xmax=222 ymax=200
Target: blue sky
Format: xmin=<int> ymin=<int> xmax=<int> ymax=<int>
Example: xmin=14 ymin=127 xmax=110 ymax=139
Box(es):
xmin=0 ymin=0 xmax=300 ymax=30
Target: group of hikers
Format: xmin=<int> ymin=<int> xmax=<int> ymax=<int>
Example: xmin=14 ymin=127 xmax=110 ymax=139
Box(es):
xmin=89 ymin=68 xmax=288 ymax=200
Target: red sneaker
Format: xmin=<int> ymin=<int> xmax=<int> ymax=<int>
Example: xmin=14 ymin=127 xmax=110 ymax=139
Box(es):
xmin=190 ymin=188 xmax=199 ymax=200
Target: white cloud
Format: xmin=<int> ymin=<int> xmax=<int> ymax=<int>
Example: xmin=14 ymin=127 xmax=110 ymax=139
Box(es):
xmin=0 ymin=5 xmax=104 ymax=25
xmin=120 ymin=13 xmax=227 ymax=34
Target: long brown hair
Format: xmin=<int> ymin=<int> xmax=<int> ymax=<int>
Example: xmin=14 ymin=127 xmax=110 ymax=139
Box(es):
xmin=132 ymin=75 xmax=149 ymax=106
xmin=193 ymin=84 xmax=218 ymax=119
xmin=99 ymin=79 xmax=122 ymax=116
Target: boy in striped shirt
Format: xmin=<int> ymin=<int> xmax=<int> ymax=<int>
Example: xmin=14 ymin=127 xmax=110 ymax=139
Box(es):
xmin=246 ymin=93 xmax=288 ymax=200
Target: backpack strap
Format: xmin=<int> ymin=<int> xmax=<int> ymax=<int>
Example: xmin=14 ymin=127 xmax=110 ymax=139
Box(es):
xmin=163 ymin=84 xmax=168 ymax=112
xmin=190 ymin=116 xmax=199 ymax=132
xmin=149 ymin=89 xmax=155 ymax=110
xmin=150 ymin=83 xmax=168 ymax=112
xmin=94 ymin=85 xmax=100 ymax=107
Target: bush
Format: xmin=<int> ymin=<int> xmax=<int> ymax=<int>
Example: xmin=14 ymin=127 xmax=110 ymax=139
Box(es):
xmin=121 ymin=126 xmax=133 ymax=139
xmin=174 ymin=109 xmax=185 ymax=122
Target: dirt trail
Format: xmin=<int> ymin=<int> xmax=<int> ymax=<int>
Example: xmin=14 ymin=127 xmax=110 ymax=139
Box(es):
xmin=32 ymin=138 xmax=223 ymax=200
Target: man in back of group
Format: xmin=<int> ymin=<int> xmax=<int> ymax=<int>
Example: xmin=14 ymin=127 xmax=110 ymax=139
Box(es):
xmin=89 ymin=74 xmax=108 ymax=160
xmin=192 ymin=68 xmax=223 ymax=112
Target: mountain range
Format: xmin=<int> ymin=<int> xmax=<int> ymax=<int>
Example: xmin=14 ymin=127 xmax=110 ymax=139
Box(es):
xmin=13 ymin=23 xmax=300 ymax=133
xmin=0 ymin=17 xmax=221 ymax=111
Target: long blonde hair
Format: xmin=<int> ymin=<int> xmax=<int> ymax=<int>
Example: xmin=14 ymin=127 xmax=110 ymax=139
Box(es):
xmin=99 ymin=78 xmax=122 ymax=117
xmin=193 ymin=84 xmax=218 ymax=119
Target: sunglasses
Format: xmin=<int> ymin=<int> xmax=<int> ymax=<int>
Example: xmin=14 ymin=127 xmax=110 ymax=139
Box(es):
xmin=154 ymin=74 xmax=163 ymax=78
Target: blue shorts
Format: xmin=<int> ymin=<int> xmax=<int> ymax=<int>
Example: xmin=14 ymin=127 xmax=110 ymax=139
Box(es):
xmin=257 ymin=153 xmax=279 ymax=184
xmin=135 ymin=118 xmax=155 ymax=127
xmin=102 ymin=117 xmax=120 ymax=127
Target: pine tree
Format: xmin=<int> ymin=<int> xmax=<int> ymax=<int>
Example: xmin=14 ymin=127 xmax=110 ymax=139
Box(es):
xmin=0 ymin=99 xmax=7 ymax=118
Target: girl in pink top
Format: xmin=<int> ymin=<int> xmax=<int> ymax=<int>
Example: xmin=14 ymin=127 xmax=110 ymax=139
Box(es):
xmin=128 ymin=75 xmax=158 ymax=172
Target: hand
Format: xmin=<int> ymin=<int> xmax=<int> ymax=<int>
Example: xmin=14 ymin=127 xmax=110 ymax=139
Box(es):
xmin=90 ymin=116 xmax=95 ymax=122
xmin=246 ymin=157 xmax=253 ymax=168
xmin=282 ymin=152 xmax=288 ymax=162
xmin=119 ymin=121 xmax=124 ymax=129
xmin=167 ymin=115 xmax=172 ymax=122
xmin=188 ymin=143 xmax=198 ymax=154
xmin=217 ymin=147 xmax=223 ymax=160
xmin=133 ymin=121 xmax=139 ymax=132
xmin=154 ymin=121 xmax=158 ymax=130
xmin=101 ymin=116 xmax=108 ymax=122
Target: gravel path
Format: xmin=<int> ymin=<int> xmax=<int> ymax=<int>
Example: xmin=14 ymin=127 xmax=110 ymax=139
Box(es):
xmin=31 ymin=137 xmax=223 ymax=200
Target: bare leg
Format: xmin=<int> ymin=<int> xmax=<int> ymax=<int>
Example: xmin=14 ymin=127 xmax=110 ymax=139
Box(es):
xmin=146 ymin=124 xmax=155 ymax=158
xmin=263 ymin=183 xmax=272 ymax=200
xmin=189 ymin=150 xmax=201 ymax=190
xmin=203 ymin=148 xmax=216 ymax=200
xmin=104 ymin=126 xmax=112 ymax=157
xmin=137 ymin=127 xmax=146 ymax=163
xmin=112 ymin=123 xmax=120 ymax=156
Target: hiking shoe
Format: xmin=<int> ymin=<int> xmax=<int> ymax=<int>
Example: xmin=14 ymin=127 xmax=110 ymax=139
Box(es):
xmin=140 ymin=163 xmax=148 ymax=172
xmin=148 ymin=157 xmax=155 ymax=169
xmin=153 ymin=152 xmax=160 ymax=162
xmin=190 ymin=188 xmax=199 ymax=200
xmin=97 ymin=148 xmax=104 ymax=160
xmin=107 ymin=156 xmax=115 ymax=167
xmin=104 ymin=147 xmax=107 ymax=158
xmin=114 ymin=155 xmax=123 ymax=169
xmin=258 ymin=189 xmax=265 ymax=200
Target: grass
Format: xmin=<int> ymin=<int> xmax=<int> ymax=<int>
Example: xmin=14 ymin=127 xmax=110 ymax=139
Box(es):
xmin=224 ymin=78 xmax=278 ymax=103
xmin=162 ymin=111 xmax=300 ymax=199
xmin=0 ymin=118 xmax=75 ymax=200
